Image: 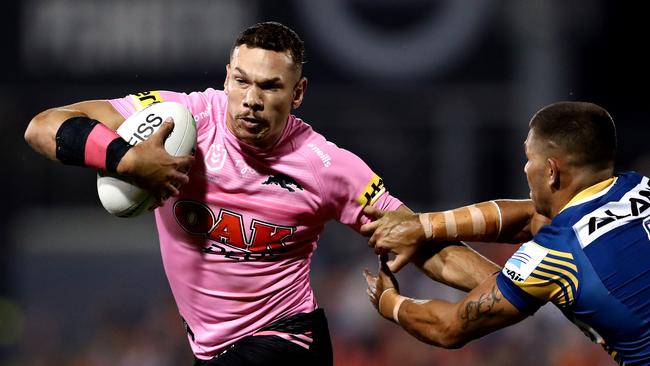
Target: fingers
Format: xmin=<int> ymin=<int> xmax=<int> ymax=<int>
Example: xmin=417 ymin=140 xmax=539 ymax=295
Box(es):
xmin=177 ymin=155 xmax=195 ymax=174
xmin=363 ymin=205 xmax=385 ymax=219
xmin=363 ymin=269 xmax=379 ymax=307
xmin=151 ymin=118 xmax=175 ymax=145
xmin=363 ymin=268 xmax=376 ymax=285
xmin=360 ymin=219 xmax=381 ymax=237
xmin=387 ymin=254 xmax=409 ymax=273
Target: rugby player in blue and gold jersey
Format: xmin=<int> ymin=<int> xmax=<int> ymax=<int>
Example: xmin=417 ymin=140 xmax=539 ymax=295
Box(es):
xmin=362 ymin=101 xmax=650 ymax=365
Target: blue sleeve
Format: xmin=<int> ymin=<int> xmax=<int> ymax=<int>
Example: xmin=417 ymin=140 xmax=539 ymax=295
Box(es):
xmin=496 ymin=272 xmax=545 ymax=315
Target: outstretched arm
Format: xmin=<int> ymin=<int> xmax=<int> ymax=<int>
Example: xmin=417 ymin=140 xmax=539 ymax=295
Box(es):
xmin=363 ymin=257 xmax=527 ymax=348
xmin=381 ymin=205 xmax=500 ymax=292
xmin=361 ymin=200 xmax=551 ymax=272
xmin=25 ymin=100 xmax=194 ymax=205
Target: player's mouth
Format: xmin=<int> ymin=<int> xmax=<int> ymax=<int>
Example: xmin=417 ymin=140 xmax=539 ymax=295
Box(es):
xmin=238 ymin=116 xmax=266 ymax=130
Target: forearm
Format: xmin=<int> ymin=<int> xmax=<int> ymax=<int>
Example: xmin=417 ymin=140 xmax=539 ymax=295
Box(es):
xmin=421 ymin=199 xmax=538 ymax=244
xmin=411 ymin=242 xmax=499 ymax=292
xmin=377 ymin=275 xmax=526 ymax=349
xmin=378 ymin=288 xmax=460 ymax=348
xmin=25 ymin=100 xmax=125 ymax=161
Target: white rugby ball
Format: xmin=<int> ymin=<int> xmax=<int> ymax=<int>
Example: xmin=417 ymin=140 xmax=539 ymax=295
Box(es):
xmin=97 ymin=101 xmax=197 ymax=217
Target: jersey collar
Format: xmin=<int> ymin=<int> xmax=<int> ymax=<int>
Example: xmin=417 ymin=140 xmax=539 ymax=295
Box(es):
xmin=560 ymin=176 xmax=617 ymax=213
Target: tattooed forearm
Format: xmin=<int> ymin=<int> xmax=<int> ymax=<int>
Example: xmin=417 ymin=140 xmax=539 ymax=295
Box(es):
xmin=460 ymin=284 xmax=503 ymax=329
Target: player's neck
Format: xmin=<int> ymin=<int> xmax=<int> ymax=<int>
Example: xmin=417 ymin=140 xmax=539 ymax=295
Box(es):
xmin=550 ymin=167 xmax=614 ymax=217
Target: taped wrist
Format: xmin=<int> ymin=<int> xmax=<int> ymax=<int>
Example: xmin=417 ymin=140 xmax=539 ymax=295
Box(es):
xmin=55 ymin=116 xmax=131 ymax=172
xmin=378 ymin=288 xmax=407 ymax=324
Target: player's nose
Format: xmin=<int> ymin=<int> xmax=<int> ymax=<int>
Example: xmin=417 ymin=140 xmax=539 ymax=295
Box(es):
xmin=243 ymin=87 xmax=263 ymax=111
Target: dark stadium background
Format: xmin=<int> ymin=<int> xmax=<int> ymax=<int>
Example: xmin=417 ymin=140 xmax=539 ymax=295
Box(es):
xmin=2 ymin=1 xmax=648 ymax=365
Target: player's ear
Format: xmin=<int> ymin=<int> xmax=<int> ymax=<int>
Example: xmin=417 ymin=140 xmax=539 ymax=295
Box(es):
xmin=224 ymin=64 xmax=231 ymax=94
xmin=547 ymin=157 xmax=560 ymax=190
xmin=291 ymin=77 xmax=308 ymax=109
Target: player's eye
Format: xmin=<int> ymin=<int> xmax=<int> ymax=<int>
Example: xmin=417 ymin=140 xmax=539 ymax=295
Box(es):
xmin=260 ymin=82 xmax=281 ymax=91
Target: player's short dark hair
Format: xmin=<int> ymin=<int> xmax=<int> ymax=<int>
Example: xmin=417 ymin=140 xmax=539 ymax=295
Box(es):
xmin=232 ymin=21 xmax=305 ymax=75
xmin=530 ymin=101 xmax=617 ymax=169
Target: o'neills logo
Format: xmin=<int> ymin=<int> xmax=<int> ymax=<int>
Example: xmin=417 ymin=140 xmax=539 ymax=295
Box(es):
xmin=307 ymin=143 xmax=331 ymax=167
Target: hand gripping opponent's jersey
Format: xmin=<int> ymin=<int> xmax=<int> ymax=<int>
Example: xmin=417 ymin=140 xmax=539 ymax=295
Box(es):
xmin=109 ymin=89 xmax=402 ymax=359
xmin=497 ymin=172 xmax=650 ymax=365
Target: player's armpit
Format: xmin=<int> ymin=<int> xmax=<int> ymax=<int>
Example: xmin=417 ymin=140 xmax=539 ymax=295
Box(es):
xmin=397 ymin=274 xmax=527 ymax=349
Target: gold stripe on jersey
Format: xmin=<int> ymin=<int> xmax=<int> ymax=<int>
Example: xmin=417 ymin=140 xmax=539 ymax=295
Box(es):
xmin=511 ymin=242 xmax=579 ymax=306
xmin=561 ymin=176 xmax=616 ymax=212
xmin=131 ymin=91 xmax=164 ymax=110
xmin=356 ymin=174 xmax=386 ymax=206
xmin=543 ymin=255 xmax=578 ymax=272
xmin=544 ymin=247 xmax=574 ymax=259
xmin=517 ymin=274 xmax=567 ymax=303
xmin=533 ymin=266 xmax=577 ymax=305
xmin=537 ymin=262 xmax=579 ymax=288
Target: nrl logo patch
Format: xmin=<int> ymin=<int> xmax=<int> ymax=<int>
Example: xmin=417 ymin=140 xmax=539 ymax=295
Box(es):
xmin=262 ymin=173 xmax=303 ymax=192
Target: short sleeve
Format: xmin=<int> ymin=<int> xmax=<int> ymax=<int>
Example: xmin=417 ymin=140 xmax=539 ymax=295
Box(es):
xmin=107 ymin=88 xmax=223 ymax=137
xmin=497 ymin=238 xmax=580 ymax=314
xmin=316 ymin=141 xmax=402 ymax=232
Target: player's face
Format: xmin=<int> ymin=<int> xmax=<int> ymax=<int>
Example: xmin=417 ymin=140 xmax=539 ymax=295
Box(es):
xmin=224 ymin=45 xmax=306 ymax=149
xmin=524 ymin=129 xmax=552 ymax=217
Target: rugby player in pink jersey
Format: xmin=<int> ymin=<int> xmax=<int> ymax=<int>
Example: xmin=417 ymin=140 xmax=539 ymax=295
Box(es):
xmin=24 ymin=22 xmax=498 ymax=365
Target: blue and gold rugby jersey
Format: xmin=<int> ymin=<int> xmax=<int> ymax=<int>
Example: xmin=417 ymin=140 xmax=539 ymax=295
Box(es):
xmin=496 ymin=172 xmax=650 ymax=365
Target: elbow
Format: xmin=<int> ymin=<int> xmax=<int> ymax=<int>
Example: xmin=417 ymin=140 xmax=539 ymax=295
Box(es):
xmin=433 ymin=328 xmax=467 ymax=349
xmin=24 ymin=110 xmax=48 ymax=148
xmin=24 ymin=116 xmax=39 ymax=148
xmin=423 ymin=319 xmax=468 ymax=349
xmin=436 ymin=334 xmax=467 ymax=350
xmin=24 ymin=109 xmax=57 ymax=155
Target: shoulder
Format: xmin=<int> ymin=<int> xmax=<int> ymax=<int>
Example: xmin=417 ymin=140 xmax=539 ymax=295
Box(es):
xmin=562 ymin=171 xmax=650 ymax=248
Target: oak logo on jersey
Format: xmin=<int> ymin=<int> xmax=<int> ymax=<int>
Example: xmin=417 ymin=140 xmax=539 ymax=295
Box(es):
xmin=173 ymin=200 xmax=296 ymax=260
xmin=131 ymin=91 xmax=163 ymax=110
xmin=262 ymin=173 xmax=303 ymax=192
xmin=356 ymin=174 xmax=386 ymax=206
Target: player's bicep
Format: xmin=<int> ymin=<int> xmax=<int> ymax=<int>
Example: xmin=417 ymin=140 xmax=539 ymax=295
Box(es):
xmin=26 ymin=100 xmax=124 ymax=160
xmin=63 ymin=100 xmax=125 ymax=130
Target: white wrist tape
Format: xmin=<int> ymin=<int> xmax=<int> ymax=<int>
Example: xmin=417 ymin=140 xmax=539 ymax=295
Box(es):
xmin=419 ymin=213 xmax=433 ymax=240
xmin=378 ymin=287 xmax=396 ymax=317
xmin=393 ymin=296 xmax=407 ymax=324
xmin=489 ymin=200 xmax=503 ymax=238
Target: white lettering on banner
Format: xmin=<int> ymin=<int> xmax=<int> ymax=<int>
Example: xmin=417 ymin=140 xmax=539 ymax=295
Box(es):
xmin=573 ymin=177 xmax=650 ymax=248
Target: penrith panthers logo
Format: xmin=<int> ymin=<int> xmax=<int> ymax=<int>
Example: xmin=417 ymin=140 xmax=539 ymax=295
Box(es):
xmin=173 ymin=200 xmax=296 ymax=260
xmin=262 ymin=173 xmax=303 ymax=192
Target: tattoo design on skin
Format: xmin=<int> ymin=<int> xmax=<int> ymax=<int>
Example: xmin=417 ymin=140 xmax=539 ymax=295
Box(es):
xmin=460 ymin=284 xmax=503 ymax=329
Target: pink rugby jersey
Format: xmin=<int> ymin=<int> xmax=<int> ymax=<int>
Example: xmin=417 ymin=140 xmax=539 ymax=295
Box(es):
xmin=109 ymin=88 xmax=402 ymax=359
